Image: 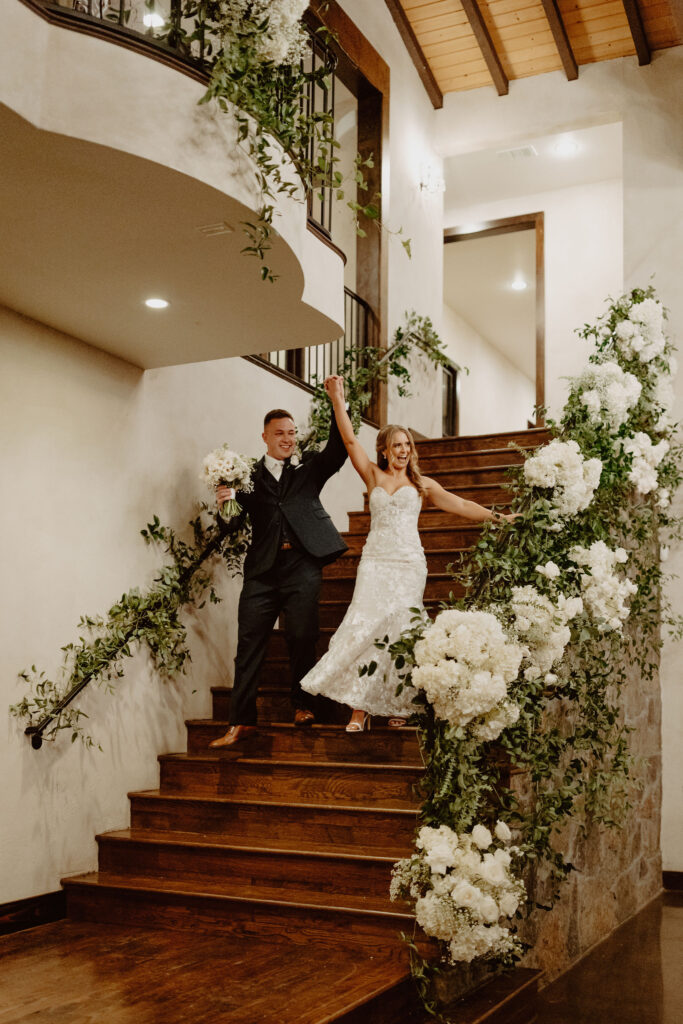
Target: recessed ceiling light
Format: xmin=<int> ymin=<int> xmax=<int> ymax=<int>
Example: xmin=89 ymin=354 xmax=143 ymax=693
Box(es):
xmin=554 ymin=138 xmax=579 ymax=158
xmin=145 ymin=297 xmax=169 ymax=309
xmin=143 ymin=13 xmax=165 ymax=28
xmin=510 ymin=278 xmax=528 ymax=291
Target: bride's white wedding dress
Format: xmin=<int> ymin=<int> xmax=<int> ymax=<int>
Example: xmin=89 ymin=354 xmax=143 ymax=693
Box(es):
xmin=301 ymin=485 xmax=427 ymax=717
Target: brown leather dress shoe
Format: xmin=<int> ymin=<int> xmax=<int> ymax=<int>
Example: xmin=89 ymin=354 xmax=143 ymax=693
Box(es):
xmin=293 ymin=709 xmax=315 ymax=727
xmin=208 ymin=725 xmax=257 ymax=748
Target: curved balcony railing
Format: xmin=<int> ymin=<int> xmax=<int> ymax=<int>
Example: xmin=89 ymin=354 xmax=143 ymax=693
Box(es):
xmin=20 ymin=0 xmax=336 ymax=236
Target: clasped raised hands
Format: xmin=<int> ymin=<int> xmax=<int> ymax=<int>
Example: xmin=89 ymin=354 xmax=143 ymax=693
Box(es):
xmin=324 ymin=375 xmax=345 ymax=403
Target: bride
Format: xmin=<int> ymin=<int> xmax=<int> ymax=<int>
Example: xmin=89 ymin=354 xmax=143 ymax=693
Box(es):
xmin=301 ymin=375 xmax=515 ymax=731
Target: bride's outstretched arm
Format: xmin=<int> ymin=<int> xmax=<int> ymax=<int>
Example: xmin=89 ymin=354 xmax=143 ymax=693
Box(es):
xmin=423 ymin=476 xmax=516 ymax=524
xmin=323 ymin=375 xmax=375 ymax=488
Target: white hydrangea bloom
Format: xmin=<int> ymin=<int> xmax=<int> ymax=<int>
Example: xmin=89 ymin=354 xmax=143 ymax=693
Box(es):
xmin=416 ymin=825 xmax=460 ymax=875
xmin=524 ymin=439 xmax=602 ymax=517
xmin=622 ymin=432 xmax=669 ymax=495
xmin=569 ymin=541 xmax=637 ymax=631
xmin=629 ymin=298 xmax=666 ymax=362
xmin=575 ymin=361 xmax=642 ymax=430
xmin=471 ymin=700 xmax=520 ymax=742
xmin=614 ymin=300 xmax=665 ymax=363
xmin=509 ymin=585 xmax=582 ymax=679
xmin=412 ymin=609 xmax=523 ymax=737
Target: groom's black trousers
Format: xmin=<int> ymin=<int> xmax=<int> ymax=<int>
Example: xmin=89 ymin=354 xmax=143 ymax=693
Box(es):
xmin=229 ymin=547 xmax=322 ymax=725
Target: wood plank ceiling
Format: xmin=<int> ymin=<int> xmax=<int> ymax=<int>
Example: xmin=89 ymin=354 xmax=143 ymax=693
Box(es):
xmin=384 ymin=0 xmax=682 ymax=103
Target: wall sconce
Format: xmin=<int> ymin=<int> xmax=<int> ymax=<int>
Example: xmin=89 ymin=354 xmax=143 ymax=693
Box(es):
xmin=419 ymin=165 xmax=446 ymax=194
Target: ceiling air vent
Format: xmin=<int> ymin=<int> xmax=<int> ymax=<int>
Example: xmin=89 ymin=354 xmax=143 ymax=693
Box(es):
xmin=196 ymin=221 xmax=234 ymax=236
xmin=496 ymin=145 xmax=538 ymax=160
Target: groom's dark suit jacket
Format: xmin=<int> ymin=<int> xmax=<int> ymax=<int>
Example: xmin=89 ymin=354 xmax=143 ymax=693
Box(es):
xmin=232 ymin=416 xmax=348 ymax=579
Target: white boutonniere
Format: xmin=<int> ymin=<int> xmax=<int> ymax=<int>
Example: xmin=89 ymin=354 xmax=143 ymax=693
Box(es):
xmin=290 ymin=452 xmax=301 ymax=468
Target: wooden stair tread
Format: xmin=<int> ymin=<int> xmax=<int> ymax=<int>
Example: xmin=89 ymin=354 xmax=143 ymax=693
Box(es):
xmin=415 ymin=426 xmax=549 ymax=446
xmin=130 ymin=788 xmax=420 ymax=817
xmin=194 ymin=714 xmax=418 ymax=733
xmin=63 ymin=871 xmax=414 ymax=919
xmin=98 ymin=827 xmax=408 ymax=861
xmin=160 ymin=752 xmax=423 ymax=772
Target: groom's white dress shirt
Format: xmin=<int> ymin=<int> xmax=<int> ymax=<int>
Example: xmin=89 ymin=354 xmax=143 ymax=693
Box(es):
xmin=264 ymin=454 xmax=285 ymax=482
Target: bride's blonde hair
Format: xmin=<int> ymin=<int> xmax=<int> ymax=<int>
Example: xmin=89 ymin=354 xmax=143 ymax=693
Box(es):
xmin=376 ymin=424 xmax=427 ymax=499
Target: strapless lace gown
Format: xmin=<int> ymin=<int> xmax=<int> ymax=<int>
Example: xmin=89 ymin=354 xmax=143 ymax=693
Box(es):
xmin=301 ymin=485 xmax=427 ymax=716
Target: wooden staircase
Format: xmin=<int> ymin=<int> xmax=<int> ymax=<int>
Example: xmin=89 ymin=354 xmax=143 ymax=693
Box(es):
xmin=62 ymin=427 xmax=548 ymax=1024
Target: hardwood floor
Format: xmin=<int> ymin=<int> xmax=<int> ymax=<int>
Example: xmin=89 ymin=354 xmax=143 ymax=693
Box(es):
xmin=0 ymin=920 xmax=416 ymax=1024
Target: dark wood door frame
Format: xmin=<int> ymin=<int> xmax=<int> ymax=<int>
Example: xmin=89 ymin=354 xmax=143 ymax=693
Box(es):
xmin=443 ymin=213 xmax=545 ymax=424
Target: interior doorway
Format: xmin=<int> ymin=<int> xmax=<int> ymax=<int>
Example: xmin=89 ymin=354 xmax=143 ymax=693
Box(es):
xmin=443 ymin=213 xmax=545 ymax=430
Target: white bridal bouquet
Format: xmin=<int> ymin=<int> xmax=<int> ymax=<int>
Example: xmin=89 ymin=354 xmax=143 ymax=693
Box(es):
xmin=391 ymin=821 xmax=525 ymax=965
xmin=200 ymin=444 xmax=254 ymax=521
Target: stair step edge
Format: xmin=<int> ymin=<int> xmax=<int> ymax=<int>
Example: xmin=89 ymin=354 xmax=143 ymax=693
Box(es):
xmin=96 ymin=829 xmax=405 ymax=862
xmin=63 ymin=872 xmax=414 ymax=919
xmin=128 ymin=790 xmax=421 ymax=816
xmin=159 ymin=753 xmax=424 ymax=771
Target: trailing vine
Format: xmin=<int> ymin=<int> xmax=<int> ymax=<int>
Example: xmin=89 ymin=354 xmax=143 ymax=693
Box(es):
xmin=387 ymin=286 xmax=681 ymax=1009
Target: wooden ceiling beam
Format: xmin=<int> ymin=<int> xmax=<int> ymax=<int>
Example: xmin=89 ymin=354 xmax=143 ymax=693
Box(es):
xmin=383 ymin=0 xmax=444 ymax=109
xmin=622 ymin=0 xmax=651 ymax=65
xmin=459 ymin=0 xmax=509 ymax=96
xmin=540 ymin=0 xmax=578 ymax=80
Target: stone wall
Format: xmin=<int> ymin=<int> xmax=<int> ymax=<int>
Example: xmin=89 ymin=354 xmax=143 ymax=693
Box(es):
xmin=519 ymin=633 xmax=662 ymax=981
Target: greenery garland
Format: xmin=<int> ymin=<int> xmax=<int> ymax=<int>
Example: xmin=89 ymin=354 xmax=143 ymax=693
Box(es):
xmin=385 ymin=285 xmax=681 ymax=1014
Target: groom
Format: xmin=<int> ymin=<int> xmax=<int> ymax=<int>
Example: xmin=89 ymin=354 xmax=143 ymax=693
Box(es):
xmin=209 ymin=393 xmax=348 ymax=748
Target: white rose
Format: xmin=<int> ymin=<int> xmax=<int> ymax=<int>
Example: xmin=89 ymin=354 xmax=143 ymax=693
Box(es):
xmin=471 ymin=824 xmax=493 ymax=850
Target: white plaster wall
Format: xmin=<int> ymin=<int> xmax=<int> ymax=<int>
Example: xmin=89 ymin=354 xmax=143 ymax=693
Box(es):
xmin=0 ymin=305 xmax=371 ymax=903
xmin=444 ymin=179 xmax=624 ymax=419
xmin=436 ymin=47 xmax=683 ymax=871
xmin=441 ymin=305 xmax=535 ymax=434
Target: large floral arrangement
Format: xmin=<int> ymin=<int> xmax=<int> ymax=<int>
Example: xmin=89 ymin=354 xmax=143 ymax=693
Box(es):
xmin=385 ymin=286 xmax=680 ymax=993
